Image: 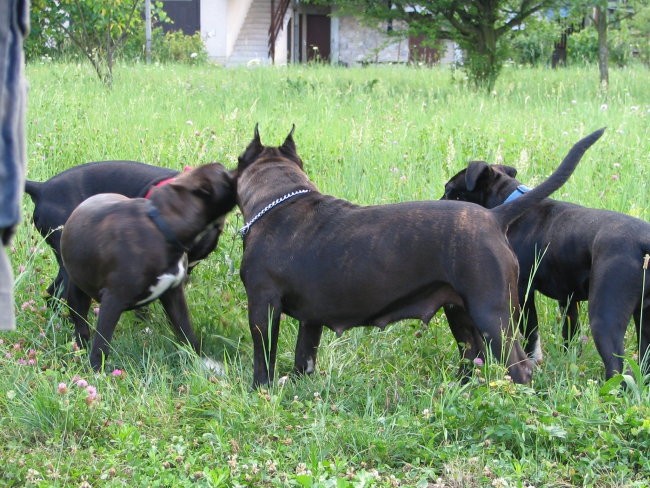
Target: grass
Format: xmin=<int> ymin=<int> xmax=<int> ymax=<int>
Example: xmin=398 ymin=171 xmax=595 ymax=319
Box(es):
xmin=1 ymin=61 xmax=649 ymax=486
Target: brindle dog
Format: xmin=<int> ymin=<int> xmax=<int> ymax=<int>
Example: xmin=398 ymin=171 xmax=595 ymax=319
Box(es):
xmin=60 ymin=163 xmax=236 ymax=371
xmin=235 ymin=125 xmax=604 ymax=387
xmin=25 ymin=161 xmax=223 ymax=302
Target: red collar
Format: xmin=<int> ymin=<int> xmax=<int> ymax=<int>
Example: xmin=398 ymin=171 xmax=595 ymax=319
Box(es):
xmin=144 ymin=166 xmax=192 ymax=199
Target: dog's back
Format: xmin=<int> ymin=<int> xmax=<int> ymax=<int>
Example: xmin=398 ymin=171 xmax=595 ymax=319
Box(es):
xmin=25 ymin=160 xmax=178 ymax=238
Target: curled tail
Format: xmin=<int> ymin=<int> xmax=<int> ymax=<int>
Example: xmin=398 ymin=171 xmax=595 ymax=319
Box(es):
xmin=24 ymin=180 xmax=43 ymax=203
xmin=492 ymin=128 xmax=605 ymax=229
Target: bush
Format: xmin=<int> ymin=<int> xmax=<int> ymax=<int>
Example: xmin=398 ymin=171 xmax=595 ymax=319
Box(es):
xmin=159 ymin=31 xmax=208 ymax=64
xmin=566 ymin=28 xmax=598 ymax=64
xmin=509 ymin=18 xmax=560 ymax=66
xmin=122 ymin=28 xmax=208 ymax=64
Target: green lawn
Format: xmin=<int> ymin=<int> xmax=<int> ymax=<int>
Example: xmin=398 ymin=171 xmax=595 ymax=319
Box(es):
xmin=1 ymin=62 xmax=649 ymax=487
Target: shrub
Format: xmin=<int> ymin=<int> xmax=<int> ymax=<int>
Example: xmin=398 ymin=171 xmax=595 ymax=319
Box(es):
xmin=157 ymin=31 xmax=208 ymax=64
xmin=509 ymin=17 xmax=560 ymax=66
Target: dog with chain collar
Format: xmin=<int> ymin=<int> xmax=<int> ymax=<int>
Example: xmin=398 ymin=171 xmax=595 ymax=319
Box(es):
xmin=235 ymin=125 xmax=603 ymax=388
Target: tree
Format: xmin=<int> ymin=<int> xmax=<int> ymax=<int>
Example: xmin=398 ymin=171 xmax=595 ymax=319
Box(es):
xmin=30 ymin=0 xmax=149 ymax=86
xmin=563 ymin=0 xmax=645 ymax=88
xmin=307 ymin=1 xmax=560 ymax=90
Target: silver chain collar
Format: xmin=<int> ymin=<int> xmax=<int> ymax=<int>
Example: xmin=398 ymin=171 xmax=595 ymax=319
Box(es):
xmin=239 ymin=189 xmax=311 ymax=237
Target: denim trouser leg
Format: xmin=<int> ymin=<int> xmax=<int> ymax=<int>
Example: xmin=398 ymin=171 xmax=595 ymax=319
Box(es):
xmin=0 ymin=0 xmax=29 ymax=330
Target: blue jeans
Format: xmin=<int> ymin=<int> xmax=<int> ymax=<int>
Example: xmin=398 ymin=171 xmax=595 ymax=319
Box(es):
xmin=0 ymin=0 xmax=28 ymax=330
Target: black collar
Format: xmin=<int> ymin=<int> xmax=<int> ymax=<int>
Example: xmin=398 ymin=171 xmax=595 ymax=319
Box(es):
xmin=146 ymin=205 xmax=188 ymax=252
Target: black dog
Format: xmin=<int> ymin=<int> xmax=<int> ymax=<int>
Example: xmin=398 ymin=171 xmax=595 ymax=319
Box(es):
xmin=235 ymin=125 xmax=603 ymax=387
xmin=24 ymin=161 xmax=223 ymax=302
xmin=442 ymin=155 xmax=649 ymax=379
xmin=60 ymin=163 xmax=236 ymax=371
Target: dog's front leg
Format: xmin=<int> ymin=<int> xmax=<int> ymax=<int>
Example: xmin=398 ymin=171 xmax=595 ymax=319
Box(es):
xmin=443 ymin=305 xmax=485 ymax=382
xmin=520 ymin=290 xmax=543 ymax=364
xmin=248 ymin=299 xmax=282 ymax=388
xmin=294 ymin=321 xmax=323 ymax=375
xmin=89 ymin=292 xmax=124 ymax=371
xmin=560 ymin=297 xmax=580 ymax=348
xmin=159 ymin=287 xmax=200 ymax=354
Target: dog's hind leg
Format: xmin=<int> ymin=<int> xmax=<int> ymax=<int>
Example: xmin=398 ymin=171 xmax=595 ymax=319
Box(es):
xmin=443 ymin=305 xmax=486 ymax=382
xmin=294 ymin=321 xmax=323 ymax=375
xmin=248 ymin=296 xmax=282 ymax=388
xmin=65 ymin=283 xmax=92 ymax=349
xmin=159 ymin=287 xmax=200 ymax=354
xmin=88 ymin=292 xmax=125 ymax=371
xmin=589 ymin=264 xmax=640 ymax=379
xmin=560 ymin=297 xmax=580 ymax=348
xmin=470 ymin=303 xmax=532 ymax=384
xmin=633 ymin=305 xmax=650 ymax=376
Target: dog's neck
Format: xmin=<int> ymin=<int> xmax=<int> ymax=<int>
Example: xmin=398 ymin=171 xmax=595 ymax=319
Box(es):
xmin=146 ymin=203 xmax=189 ymax=252
xmin=502 ymin=184 xmax=532 ymax=204
xmin=239 ymin=189 xmax=312 ymax=237
xmin=148 ymin=189 xmax=213 ymax=249
xmin=237 ymin=160 xmax=316 ymax=229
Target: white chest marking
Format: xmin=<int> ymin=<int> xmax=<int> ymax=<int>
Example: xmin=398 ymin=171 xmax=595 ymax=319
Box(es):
xmin=136 ymin=255 xmax=187 ymax=306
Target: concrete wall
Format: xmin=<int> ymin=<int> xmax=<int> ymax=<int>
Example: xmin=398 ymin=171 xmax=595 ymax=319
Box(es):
xmin=334 ymin=16 xmax=409 ymax=65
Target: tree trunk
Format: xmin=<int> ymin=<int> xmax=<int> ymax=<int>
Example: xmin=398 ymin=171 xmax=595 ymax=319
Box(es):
xmin=595 ymin=5 xmax=609 ymax=88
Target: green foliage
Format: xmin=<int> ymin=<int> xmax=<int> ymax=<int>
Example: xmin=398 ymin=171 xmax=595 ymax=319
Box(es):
xmin=5 ymin=63 xmax=650 ymax=486
xmin=157 ymin=31 xmax=208 ymax=65
xmin=123 ymin=27 xmax=208 ymax=64
xmin=306 ymin=0 xmax=560 ymax=91
xmin=26 ymin=0 xmax=170 ymax=85
xmin=509 ymin=17 xmax=561 ymax=66
xmin=568 ymin=27 xmax=599 ymax=63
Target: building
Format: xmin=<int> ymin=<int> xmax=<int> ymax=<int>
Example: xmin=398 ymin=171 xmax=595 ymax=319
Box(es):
xmin=160 ymin=0 xmax=457 ymax=66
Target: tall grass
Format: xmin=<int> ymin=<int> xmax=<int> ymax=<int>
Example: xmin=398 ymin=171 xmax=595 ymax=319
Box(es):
xmin=2 ymin=61 xmax=649 ymax=486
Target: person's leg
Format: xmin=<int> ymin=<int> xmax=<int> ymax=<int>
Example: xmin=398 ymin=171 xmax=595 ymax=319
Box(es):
xmin=0 ymin=0 xmax=29 ymax=330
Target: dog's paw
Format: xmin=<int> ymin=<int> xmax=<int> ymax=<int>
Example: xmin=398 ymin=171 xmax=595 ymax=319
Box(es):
xmin=201 ymin=357 xmax=225 ymax=376
xmin=277 ymin=375 xmax=290 ymax=386
xmin=530 ymin=339 xmax=544 ymax=366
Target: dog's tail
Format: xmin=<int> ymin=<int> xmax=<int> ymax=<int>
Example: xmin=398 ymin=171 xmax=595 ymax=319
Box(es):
xmin=491 ymin=128 xmax=605 ymax=229
xmin=24 ymin=180 xmax=43 ymax=203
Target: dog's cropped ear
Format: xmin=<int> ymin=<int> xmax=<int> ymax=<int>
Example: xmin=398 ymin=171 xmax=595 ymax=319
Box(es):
xmin=465 ymin=161 xmax=490 ymax=192
xmin=492 ymin=164 xmax=517 ymax=178
xmin=253 ymin=123 xmax=261 ymax=145
xmin=280 ymin=124 xmax=297 ymax=157
xmin=238 ymin=125 xmax=264 ymax=171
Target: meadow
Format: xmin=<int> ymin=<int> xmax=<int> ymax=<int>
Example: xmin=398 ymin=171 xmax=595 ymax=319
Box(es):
xmin=1 ymin=61 xmax=649 ymax=487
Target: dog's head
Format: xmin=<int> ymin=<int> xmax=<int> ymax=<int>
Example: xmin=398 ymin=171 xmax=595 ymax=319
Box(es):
xmin=237 ymin=124 xmax=304 ymax=174
xmin=165 ymin=162 xmax=237 ymax=217
xmin=442 ymin=162 xmax=519 ymax=209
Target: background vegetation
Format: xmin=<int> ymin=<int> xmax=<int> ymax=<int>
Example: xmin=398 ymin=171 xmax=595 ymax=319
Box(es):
xmin=2 ymin=62 xmax=649 ymax=486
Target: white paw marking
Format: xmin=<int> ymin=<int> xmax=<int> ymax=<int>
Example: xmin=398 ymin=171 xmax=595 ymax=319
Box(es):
xmin=530 ymin=338 xmax=544 ymax=365
xmin=305 ymin=358 xmax=315 ymax=374
xmin=202 ymin=357 xmax=225 ymax=376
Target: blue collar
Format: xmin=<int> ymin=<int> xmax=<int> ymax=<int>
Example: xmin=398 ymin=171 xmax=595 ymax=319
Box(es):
xmin=503 ymin=184 xmax=531 ymax=204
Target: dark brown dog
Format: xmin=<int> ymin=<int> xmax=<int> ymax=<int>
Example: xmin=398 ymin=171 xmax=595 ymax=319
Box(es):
xmin=60 ymin=163 xmax=236 ymax=371
xmin=25 ymin=161 xmax=222 ymax=302
xmin=235 ymin=125 xmax=603 ymax=388
xmin=442 ymin=155 xmax=649 ymax=379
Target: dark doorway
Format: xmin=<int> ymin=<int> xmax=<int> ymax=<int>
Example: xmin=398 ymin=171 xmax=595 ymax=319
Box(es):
xmin=409 ymin=35 xmax=439 ymax=65
xmin=160 ymin=0 xmax=200 ymax=35
xmin=306 ymin=14 xmax=330 ymax=62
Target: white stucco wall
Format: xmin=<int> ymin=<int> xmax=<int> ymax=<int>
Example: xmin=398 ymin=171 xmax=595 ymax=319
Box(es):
xmin=201 ymin=0 xmax=253 ymax=62
xmin=201 ymin=0 xmax=227 ymax=62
